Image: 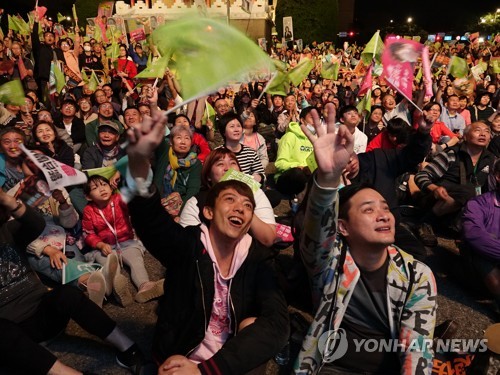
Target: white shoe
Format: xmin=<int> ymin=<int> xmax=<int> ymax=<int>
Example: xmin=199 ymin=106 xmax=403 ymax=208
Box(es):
xmin=87 ymin=271 xmax=106 ymax=308
xmin=102 ymin=253 xmax=119 ymax=296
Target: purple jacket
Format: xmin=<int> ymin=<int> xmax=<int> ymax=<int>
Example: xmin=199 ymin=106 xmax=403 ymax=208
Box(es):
xmin=462 ymin=191 xmax=500 ymax=260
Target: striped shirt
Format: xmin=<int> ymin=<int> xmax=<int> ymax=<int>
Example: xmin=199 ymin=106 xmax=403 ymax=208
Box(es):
xmin=414 ymin=149 xmax=457 ymax=192
xmin=221 ymin=144 xmax=265 ymax=180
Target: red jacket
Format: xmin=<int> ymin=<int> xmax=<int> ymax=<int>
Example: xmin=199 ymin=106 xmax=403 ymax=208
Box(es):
xmin=83 ymin=194 xmax=134 ymax=249
xmin=193 ymin=133 xmax=210 ymax=163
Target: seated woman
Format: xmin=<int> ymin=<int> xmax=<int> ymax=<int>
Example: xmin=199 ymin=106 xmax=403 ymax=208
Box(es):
xmin=412 ymin=101 xmax=459 ymax=154
xmin=32 ymin=121 xmax=75 ymax=167
xmin=240 ymin=109 xmax=269 ymax=171
xmin=217 ymin=112 xmax=265 ymax=183
xmin=358 ymin=104 xmax=385 ymax=143
xmin=366 ymin=118 xmax=412 ymax=152
xmin=172 ymin=114 xmax=211 ymax=163
xmin=153 ymin=125 xmax=202 ymax=221
xmin=180 ymin=148 xmax=276 ymax=247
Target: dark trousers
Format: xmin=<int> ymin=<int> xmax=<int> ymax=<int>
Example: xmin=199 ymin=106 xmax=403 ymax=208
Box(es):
xmin=276 ymin=168 xmax=309 ymax=197
xmin=0 ymin=285 xmax=116 ymax=375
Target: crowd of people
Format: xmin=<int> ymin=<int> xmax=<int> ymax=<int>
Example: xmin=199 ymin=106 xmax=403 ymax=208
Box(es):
xmin=0 ymin=5 xmax=500 ymax=375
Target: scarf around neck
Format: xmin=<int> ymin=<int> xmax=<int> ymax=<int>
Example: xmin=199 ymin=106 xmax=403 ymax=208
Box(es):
xmin=163 ymin=147 xmax=197 ymax=197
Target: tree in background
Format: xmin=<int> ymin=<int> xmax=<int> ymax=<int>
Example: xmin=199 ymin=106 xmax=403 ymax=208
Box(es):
xmin=275 ymin=0 xmax=338 ymax=45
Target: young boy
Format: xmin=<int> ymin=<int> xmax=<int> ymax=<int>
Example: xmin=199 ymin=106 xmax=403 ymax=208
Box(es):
xmin=82 ymin=175 xmax=164 ymax=305
xmin=124 ymin=112 xmax=289 ymax=374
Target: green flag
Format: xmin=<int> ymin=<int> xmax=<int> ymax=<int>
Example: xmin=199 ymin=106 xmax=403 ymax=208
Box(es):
xmin=72 ymin=4 xmax=78 ymax=23
xmin=202 ymin=100 xmax=216 ymax=125
xmin=0 ymin=80 xmax=26 ymax=106
xmin=8 ymin=15 xmax=18 ymax=32
xmin=361 ymin=30 xmax=384 ymax=65
xmin=81 ymin=69 xmax=89 ymax=84
xmin=152 ymin=16 xmax=273 ymax=102
xmin=63 ymin=259 xmax=101 ymax=284
xmin=12 ymin=15 xmax=30 ymax=35
xmin=84 ymin=165 xmax=117 ymax=180
xmin=135 ymin=55 xmax=169 ymax=79
xmin=415 ymin=67 xmax=423 ymax=83
xmin=321 ymin=61 xmax=340 ymax=80
xmin=491 ymin=58 xmax=500 ymax=74
xmin=447 ymin=56 xmax=468 ymax=78
xmin=53 ymin=63 xmax=66 ymax=93
xmin=264 ymin=71 xmax=290 ymax=97
xmin=105 ymin=42 xmax=120 ymax=60
xmin=88 ymin=70 xmax=100 ymax=91
xmin=356 ymin=90 xmax=372 ymax=118
xmin=93 ymin=23 xmax=102 ymax=43
xmin=288 ymin=58 xmax=315 ymax=86
xmin=57 ymin=13 xmax=65 ymax=24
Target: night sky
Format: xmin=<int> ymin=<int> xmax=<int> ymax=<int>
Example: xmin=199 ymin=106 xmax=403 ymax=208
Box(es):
xmin=354 ymin=0 xmax=496 ymax=34
xmin=2 ymin=0 xmax=497 ymax=34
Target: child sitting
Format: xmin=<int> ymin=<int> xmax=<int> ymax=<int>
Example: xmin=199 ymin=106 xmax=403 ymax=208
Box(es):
xmin=82 ymin=175 xmax=164 ymax=304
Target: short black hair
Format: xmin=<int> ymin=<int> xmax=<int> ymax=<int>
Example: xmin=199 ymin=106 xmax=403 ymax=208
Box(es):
xmin=83 ymin=175 xmax=111 ymax=196
xmin=205 ymin=180 xmax=255 ymax=212
xmin=338 ymin=105 xmax=359 ymax=119
xmin=386 ymin=118 xmax=411 ymax=145
xmin=338 ymin=183 xmax=375 ymax=220
xmin=299 ymin=106 xmax=315 ymax=120
xmin=218 ymin=112 xmax=241 ymax=141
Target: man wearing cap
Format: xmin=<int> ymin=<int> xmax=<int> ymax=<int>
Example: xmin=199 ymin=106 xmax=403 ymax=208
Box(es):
xmin=462 ymin=160 xmax=500 ymax=316
xmin=85 ymin=102 xmax=124 ymax=147
xmin=82 ymin=121 xmax=126 ymax=188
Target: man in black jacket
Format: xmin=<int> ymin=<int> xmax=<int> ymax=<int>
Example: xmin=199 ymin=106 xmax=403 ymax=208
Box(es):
xmin=125 ymin=111 xmax=289 ymax=375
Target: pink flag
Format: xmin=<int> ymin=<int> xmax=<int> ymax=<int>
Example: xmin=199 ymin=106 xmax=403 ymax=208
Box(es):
xmin=17 ymin=57 xmax=28 ymax=80
xmin=382 ymin=37 xmax=423 ymax=102
xmin=421 ymin=47 xmax=433 ymax=98
xmin=36 ymin=6 xmax=48 ymax=20
xmin=357 ymin=63 xmax=373 ymax=96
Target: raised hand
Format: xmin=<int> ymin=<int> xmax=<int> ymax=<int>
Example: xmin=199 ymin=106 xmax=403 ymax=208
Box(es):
xmin=126 ymin=110 xmax=167 ymax=179
xmin=301 ymin=103 xmax=354 ymax=188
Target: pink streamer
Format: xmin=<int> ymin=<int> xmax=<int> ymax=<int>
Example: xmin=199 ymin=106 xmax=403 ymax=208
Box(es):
xmin=422 ymin=47 xmax=433 ymax=98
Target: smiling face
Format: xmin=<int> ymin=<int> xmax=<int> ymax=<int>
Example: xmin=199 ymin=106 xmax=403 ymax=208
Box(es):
xmin=98 ymin=127 xmax=120 ymax=148
xmin=382 ymin=94 xmax=396 ymax=111
xmin=0 ymin=131 xmax=24 ymax=159
xmin=203 ymin=187 xmax=254 ymax=242
xmin=124 ymin=108 xmax=142 ymax=128
xmin=209 ymin=154 xmax=240 ymax=185
xmin=370 ymin=108 xmax=383 ymax=123
xmin=338 ymin=188 xmax=395 ymax=250
xmin=171 ymin=129 xmax=192 ymax=158
xmin=224 ymin=119 xmax=243 ymax=142
xmin=35 ymin=123 xmax=56 ymax=145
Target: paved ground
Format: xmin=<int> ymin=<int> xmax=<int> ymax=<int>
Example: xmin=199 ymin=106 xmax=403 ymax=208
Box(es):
xmin=2 ymin=203 xmax=499 ymax=375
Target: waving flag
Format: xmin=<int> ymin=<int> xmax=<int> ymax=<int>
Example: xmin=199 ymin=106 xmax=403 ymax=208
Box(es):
xmin=152 ymin=16 xmax=272 ymax=104
xmin=421 ymin=46 xmax=433 ymax=97
xmin=382 ymin=37 xmax=423 ymax=102
xmin=135 ymin=55 xmax=169 ymax=79
xmin=288 ymin=57 xmax=315 ymax=86
xmin=361 ymin=30 xmax=384 ymax=65
xmin=321 ymin=61 xmax=340 ymax=80
xmin=447 ymin=56 xmax=469 ymax=78
xmin=358 ymin=63 xmax=373 ymax=96
xmin=0 ymin=80 xmax=25 ymax=106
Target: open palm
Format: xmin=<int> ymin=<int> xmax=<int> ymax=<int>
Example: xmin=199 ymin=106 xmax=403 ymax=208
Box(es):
xmin=301 ymin=103 xmax=354 ymax=186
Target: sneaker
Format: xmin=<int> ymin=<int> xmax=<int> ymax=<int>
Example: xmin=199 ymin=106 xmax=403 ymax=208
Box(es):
xmin=102 ymin=253 xmax=119 ymax=296
xmin=135 ymin=279 xmax=164 ymax=303
xmin=113 ymin=272 xmax=134 ymax=307
xmin=417 ymin=223 xmax=438 ymax=247
xmin=87 ymin=271 xmax=106 ymax=308
xmin=116 ymin=343 xmax=145 ymax=374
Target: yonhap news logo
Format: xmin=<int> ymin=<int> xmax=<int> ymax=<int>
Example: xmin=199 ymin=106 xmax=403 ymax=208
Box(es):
xmin=317 ymin=329 xmax=488 ymax=362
